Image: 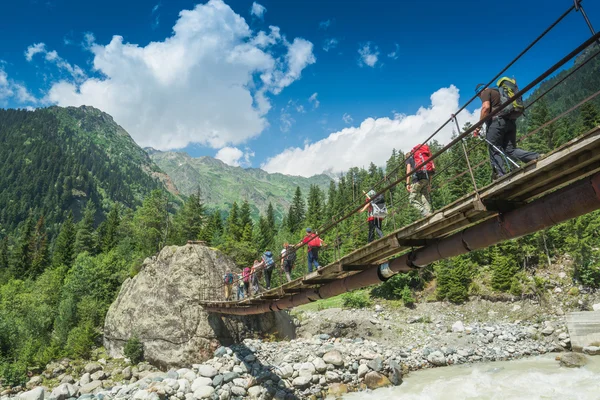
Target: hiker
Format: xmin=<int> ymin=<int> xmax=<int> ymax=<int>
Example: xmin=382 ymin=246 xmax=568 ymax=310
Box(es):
xmin=237 ymin=272 xmax=245 ymax=300
xmin=262 ymin=250 xmax=276 ymax=290
xmin=300 ymin=228 xmax=324 ymax=273
xmin=223 ymin=271 xmax=234 ymax=301
xmin=281 ymin=242 xmax=296 ymax=282
xmin=251 ymin=259 xmax=261 ymax=295
xmin=242 ymin=265 xmax=251 ymax=296
xmin=475 ymin=79 xmax=539 ymax=178
xmin=406 ymin=144 xmax=434 ymax=217
xmin=360 ymin=189 xmax=386 ymax=242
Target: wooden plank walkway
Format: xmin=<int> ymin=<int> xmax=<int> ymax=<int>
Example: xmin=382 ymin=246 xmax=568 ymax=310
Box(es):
xmin=200 ymin=126 xmax=600 ymax=310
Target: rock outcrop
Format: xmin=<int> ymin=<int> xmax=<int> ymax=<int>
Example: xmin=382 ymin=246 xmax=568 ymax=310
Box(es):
xmin=104 ymin=244 xmax=293 ymax=367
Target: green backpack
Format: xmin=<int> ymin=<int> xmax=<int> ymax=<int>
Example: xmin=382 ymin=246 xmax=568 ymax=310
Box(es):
xmin=497 ymin=77 xmax=524 ymax=120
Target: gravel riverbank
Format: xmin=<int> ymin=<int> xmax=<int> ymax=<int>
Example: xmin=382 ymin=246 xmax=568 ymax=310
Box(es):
xmin=6 ymin=298 xmax=584 ymax=400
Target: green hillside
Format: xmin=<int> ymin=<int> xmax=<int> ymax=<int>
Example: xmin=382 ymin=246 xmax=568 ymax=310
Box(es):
xmin=0 ymin=106 xmax=178 ymax=236
xmin=147 ymin=149 xmax=332 ymax=219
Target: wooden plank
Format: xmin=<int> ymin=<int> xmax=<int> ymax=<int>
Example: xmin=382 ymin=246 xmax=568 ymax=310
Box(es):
xmin=343 ymin=264 xmax=378 ymax=271
xmin=283 ymin=288 xmax=303 ymax=293
xmin=302 ymin=278 xmax=338 ymax=285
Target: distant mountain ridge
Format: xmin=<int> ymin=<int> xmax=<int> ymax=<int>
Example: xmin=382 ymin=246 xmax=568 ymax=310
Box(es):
xmin=147 ymin=149 xmax=332 ymax=219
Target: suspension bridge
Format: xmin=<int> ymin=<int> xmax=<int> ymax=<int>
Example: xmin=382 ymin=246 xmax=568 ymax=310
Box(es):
xmin=199 ymin=1 xmax=600 ymax=315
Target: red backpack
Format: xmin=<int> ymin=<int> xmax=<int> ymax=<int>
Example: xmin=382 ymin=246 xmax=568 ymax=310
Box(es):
xmin=412 ymin=144 xmax=435 ymax=173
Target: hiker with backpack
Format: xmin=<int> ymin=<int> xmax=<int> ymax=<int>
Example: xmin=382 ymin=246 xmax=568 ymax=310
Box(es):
xmin=242 ymin=265 xmax=251 ymax=296
xmin=360 ymin=189 xmax=386 ymax=242
xmin=475 ymin=79 xmax=540 ymax=178
xmin=281 ymin=242 xmax=296 ymax=282
xmin=406 ymin=144 xmax=434 ymax=217
xmin=223 ymin=271 xmax=235 ymax=301
xmin=261 ymin=250 xmax=276 ymax=290
xmin=237 ymin=272 xmax=245 ymax=300
xmin=299 ymin=228 xmax=324 ymax=273
xmin=251 ymin=259 xmax=262 ymax=295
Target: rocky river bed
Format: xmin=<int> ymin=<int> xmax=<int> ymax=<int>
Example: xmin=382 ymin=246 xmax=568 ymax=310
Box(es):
xmin=8 ymin=304 xmax=597 ymax=400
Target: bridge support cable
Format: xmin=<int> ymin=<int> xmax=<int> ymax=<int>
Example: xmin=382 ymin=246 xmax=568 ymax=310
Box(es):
xmin=203 ymin=167 xmax=600 ymax=315
xmin=575 ymin=0 xmax=600 ymax=45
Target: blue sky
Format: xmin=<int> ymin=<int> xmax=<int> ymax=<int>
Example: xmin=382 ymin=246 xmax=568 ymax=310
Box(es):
xmin=1 ymin=0 xmax=598 ymax=176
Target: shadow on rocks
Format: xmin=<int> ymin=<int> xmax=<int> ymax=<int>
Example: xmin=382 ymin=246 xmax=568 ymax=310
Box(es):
xmin=214 ymin=343 xmax=299 ymax=400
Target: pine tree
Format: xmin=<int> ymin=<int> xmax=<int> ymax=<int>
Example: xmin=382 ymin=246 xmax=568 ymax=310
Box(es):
xmin=29 ymin=216 xmax=49 ymax=277
xmin=53 ymin=212 xmax=76 ymax=268
xmin=225 ymin=202 xmax=241 ymax=241
xmin=266 ymin=203 xmax=276 ymax=233
xmin=11 ymin=212 xmax=35 ymax=276
xmin=239 ymin=200 xmax=253 ymax=242
xmin=580 ymin=101 xmax=600 ymax=131
xmin=525 ymin=99 xmax=555 ymax=154
xmin=0 ymin=236 xmax=9 ymax=282
xmin=306 ymin=185 xmax=324 ymax=232
xmin=288 ymin=187 xmax=305 ymax=233
xmin=173 ymin=189 xmax=205 ymax=243
xmin=75 ymin=201 xmax=96 ymax=255
xmin=133 ymin=190 xmax=169 ymax=255
xmin=101 ymin=203 xmax=120 ymax=252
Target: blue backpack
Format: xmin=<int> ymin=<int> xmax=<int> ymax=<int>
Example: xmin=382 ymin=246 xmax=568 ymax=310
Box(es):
xmin=223 ymin=273 xmax=234 ymax=284
xmin=262 ymin=251 xmax=275 ymax=270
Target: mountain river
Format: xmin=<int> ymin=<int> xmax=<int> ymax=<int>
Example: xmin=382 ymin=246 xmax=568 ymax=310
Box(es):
xmin=344 ymin=354 xmax=600 ymax=400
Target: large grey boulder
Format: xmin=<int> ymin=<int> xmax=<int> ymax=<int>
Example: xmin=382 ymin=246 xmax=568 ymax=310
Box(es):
xmin=104 ymin=245 xmax=294 ymax=368
xmin=50 ymin=383 xmax=79 ymax=400
xmin=17 ymin=387 xmax=45 ymax=400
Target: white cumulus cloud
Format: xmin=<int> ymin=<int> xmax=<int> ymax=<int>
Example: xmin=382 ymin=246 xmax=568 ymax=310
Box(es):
xmin=44 ymin=0 xmax=315 ymax=150
xmin=250 ymin=2 xmax=266 ymax=18
xmin=261 ymin=86 xmax=480 ymax=177
xmin=25 ymin=43 xmax=86 ymax=80
xmin=342 ymin=113 xmax=353 ymax=124
xmin=323 ymin=38 xmax=338 ymax=52
xmin=215 ymin=146 xmax=254 ymax=167
xmin=0 ymin=66 xmax=36 ymax=104
xmin=308 ymin=92 xmax=319 ymax=109
xmin=358 ymin=42 xmax=379 ymax=68
xmin=388 ymin=43 xmax=399 ymax=60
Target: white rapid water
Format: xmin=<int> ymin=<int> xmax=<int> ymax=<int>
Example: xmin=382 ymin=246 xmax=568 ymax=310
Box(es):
xmin=345 ymin=355 xmax=600 ymax=400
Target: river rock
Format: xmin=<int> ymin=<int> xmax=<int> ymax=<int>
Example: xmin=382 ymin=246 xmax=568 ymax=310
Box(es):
xmin=364 ymin=372 xmax=392 ymax=390
xmin=122 ymin=366 xmax=132 ymax=380
xmin=103 ymin=245 xmax=291 ymax=367
xmin=79 ymin=380 xmax=103 ymax=395
xmin=17 ymin=387 xmax=45 ymax=400
xmin=323 ymin=350 xmax=344 ymax=367
xmin=50 ymin=383 xmax=78 ymax=400
xmin=592 ymin=303 xmax=600 ymax=312
xmin=357 ymin=364 xmax=369 ymax=378
xmin=247 ymin=386 xmax=262 ymax=399
xmin=292 ymin=376 xmax=311 ymax=388
xmin=223 ymin=371 xmax=239 ymax=383
xmin=559 ymin=353 xmax=588 ymax=368
xmin=452 ymin=321 xmax=465 ymax=333
xmin=91 ymin=370 xmax=106 ymax=381
xmin=327 ymin=383 xmax=348 ymax=397
xmin=26 ymin=376 xmax=42 ymax=389
xmin=84 ymin=363 xmax=102 ymax=374
xmin=231 ymin=386 xmax=246 ymax=397
xmin=583 ymin=346 xmax=600 ymax=356
xmin=192 ymin=386 xmax=214 ymax=399
xmin=197 ymin=365 xmax=218 ymax=378
xmin=312 ymin=357 xmax=327 ymax=373
xmin=191 ymin=377 xmax=213 ymax=391
xmin=367 ymin=357 xmax=383 ymax=372
xmin=427 ymin=351 xmax=447 ymax=366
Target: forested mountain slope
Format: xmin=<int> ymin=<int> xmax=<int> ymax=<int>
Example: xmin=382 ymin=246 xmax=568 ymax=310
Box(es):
xmin=0 ymin=106 xmax=177 ymax=236
xmin=147 ymin=149 xmax=332 ymax=220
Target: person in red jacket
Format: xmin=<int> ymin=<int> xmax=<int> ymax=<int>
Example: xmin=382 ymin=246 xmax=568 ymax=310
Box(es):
xmin=299 ymin=228 xmax=324 ymax=273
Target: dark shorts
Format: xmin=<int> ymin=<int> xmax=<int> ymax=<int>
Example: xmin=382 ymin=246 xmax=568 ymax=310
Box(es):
xmin=283 ymin=260 xmax=294 ymax=273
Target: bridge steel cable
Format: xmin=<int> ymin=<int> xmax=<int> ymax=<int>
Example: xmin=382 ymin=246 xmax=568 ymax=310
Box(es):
xmin=201 ymin=11 xmax=600 ymax=305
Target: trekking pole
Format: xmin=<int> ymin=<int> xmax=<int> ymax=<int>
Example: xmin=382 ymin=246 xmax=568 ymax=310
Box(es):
xmin=476 ymin=124 xmax=520 ymax=169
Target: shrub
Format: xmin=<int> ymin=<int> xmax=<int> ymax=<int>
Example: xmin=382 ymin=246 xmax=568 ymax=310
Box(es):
xmin=342 ymin=291 xmax=372 ymax=309
xmin=66 ymin=321 xmax=98 ymax=359
xmin=435 ymin=256 xmax=473 ymax=304
xmin=124 ymin=336 xmax=144 ymax=364
xmin=399 ymin=286 xmax=415 ymax=308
